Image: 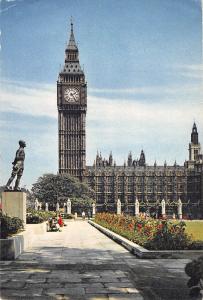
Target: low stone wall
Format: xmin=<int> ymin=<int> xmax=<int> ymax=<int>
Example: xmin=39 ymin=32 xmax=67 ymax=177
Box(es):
xmin=89 ymin=220 xmax=203 ymax=259
xmin=0 ymin=222 xmax=47 ymax=260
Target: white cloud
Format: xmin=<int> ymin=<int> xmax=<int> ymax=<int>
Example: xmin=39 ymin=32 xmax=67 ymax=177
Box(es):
xmin=88 ymin=96 xmax=202 ymax=126
xmin=175 ymin=64 xmax=203 ymax=80
xmin=90 ymin=64 xmax=203 ymax=96
xmin=90 ymin=85 xmax=202 ymax=98
xmin=0 ymin=82 xmax=57 ymax=118
xmin=1 ymin=80 xmax=202 ymax=167
xmin=1 ymin=80 xmax=202 ymax=119
xmin=87 ymin=95 xmax=203 ymax=149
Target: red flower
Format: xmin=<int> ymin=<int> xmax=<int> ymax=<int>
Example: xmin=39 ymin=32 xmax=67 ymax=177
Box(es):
xmin=128 ymin=223 xmax=134 ymax=231
xmin=137 ymin=224 xmax=142 ymax=231
xmin=157 ymin=224 xmax=163 ymax=230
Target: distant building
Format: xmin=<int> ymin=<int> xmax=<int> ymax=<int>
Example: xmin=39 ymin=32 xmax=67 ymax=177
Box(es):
xmin=57 ymin=24 xmax=203 ymax=218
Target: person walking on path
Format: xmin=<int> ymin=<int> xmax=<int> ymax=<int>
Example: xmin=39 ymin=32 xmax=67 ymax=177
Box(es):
xmin=82 ymin=211 xmax=85 ymax=220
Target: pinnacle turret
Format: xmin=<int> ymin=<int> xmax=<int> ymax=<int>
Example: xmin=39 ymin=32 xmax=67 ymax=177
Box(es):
xmin=67 ymin=21 xmax=78 ymax=51
xmin=128 ymin=151 xmax=133 ymax=167
xmin=189 ymin=122 xmax=201 ymax=162
xmin=109 ymin=152 xmax=113 ymax=166
xmin=139 ymin=150 xmax=146 ymax=167
xmin=191 ymin=122 xmax=198 ymax=144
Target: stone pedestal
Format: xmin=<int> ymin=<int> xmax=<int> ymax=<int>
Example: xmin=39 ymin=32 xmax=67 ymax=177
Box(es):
xmin=2 ymin=192 xmax=26 ymax=224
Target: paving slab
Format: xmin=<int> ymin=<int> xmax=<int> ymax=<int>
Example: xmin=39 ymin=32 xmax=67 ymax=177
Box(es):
xmin=0 ymin=220 xmax=194 ymax=300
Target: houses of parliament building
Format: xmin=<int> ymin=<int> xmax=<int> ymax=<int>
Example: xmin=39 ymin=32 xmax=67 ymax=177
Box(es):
xmin=57 ymin=24 xmax=203 ymax=217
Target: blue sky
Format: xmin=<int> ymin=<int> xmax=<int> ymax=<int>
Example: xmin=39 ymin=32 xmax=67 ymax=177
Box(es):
xmin=0 ymin=0 xmax=202 ymax=189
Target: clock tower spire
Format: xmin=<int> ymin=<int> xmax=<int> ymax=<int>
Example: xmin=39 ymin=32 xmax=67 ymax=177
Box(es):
xmin=57 ymin=21 xmax=87 ymax=179
xmin=67 ymin=21 xmax=77 ymax=50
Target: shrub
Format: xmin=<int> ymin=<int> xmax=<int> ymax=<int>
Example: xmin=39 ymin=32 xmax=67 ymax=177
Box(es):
xmin=26 ymin=214 xmax=44 ymax=224
xmin=94 ymin=213 xmax=195 ymax=250
xmin=0 ymin=211 xmax=24 ymax=239
xmin=26 ymin=208 xmax=55 ymax=224
xmin=185 ymin=256 xmax=203 ymax=297
xmin=145 ymin=221 xmax=193 ymax=250
xmin=62 ymin=213 xmax=74 ymax=219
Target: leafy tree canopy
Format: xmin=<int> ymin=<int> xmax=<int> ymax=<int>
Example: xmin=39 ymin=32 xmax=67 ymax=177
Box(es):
xmin=31 ymin=173 xmax=94 ymax=205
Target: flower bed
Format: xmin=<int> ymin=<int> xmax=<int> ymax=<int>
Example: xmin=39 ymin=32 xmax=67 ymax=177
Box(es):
xmin=94 ymin=213 xmax=203 ymax=250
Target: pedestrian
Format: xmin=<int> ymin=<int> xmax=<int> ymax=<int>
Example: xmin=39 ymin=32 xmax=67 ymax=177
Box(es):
xmin=58 ymin=214 xmax=64 ymax=227
xmin=82 ymin=211 xmax=85 ymax=220
xmin=87 ymin=210 xmax=91 ymax=219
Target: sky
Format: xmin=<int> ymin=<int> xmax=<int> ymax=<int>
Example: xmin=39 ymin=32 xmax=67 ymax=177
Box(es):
xmin=0 ymin=0 xmax=202 ymax=189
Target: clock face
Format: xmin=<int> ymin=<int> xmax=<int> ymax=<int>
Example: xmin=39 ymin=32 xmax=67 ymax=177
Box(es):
xmin=64 ymin=88 xmax=79 ymax=102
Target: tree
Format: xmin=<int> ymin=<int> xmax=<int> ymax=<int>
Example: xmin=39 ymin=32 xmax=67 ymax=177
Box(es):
xmin=31 ymin=173 xmax=95 ymax=206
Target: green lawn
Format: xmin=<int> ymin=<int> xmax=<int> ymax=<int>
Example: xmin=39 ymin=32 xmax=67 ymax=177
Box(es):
xmin=184 ymin=221 xmax=203 ymax=241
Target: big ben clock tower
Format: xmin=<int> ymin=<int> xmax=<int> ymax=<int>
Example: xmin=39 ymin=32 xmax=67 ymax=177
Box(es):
xmin=57 ymin=22 xmax=87 ymax=179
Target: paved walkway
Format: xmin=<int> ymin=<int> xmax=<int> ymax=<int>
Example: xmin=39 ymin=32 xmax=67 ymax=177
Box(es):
xmin=0 ymin=220 xmax=193 ymax=300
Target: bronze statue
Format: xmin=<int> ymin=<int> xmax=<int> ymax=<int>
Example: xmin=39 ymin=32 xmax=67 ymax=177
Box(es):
xmin=5 ymin=140 xmax=26 ymax=191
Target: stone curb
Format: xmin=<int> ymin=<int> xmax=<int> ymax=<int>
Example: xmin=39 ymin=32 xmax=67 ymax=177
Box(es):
xmin=89 ymin=220 xmax=203 ymax=259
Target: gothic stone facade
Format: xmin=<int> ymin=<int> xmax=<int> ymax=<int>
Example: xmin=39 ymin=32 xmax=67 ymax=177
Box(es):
xmin=58 ymin=24 xmax=203 ymax=218
xmin=57 ymin=23 xmax=86 ymax=180
xmin=85 ymin=162 xmax=202 ymax=218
